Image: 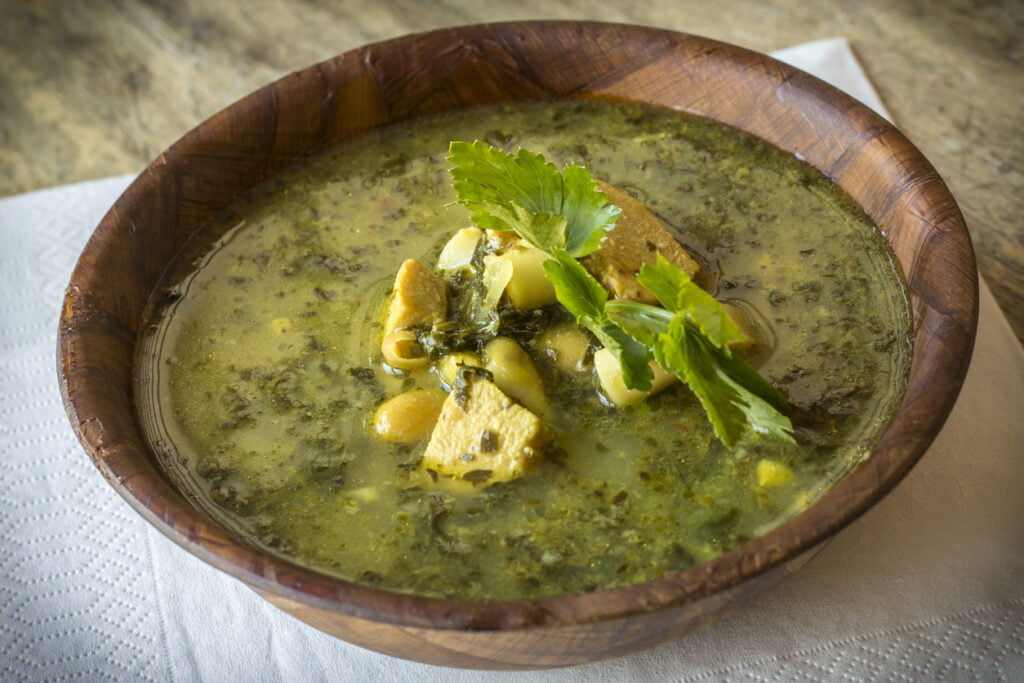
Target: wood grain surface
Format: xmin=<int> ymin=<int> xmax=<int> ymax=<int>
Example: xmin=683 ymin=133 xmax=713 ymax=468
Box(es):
xmin=57 ymin=22 xmax=976 ymax=668
xmin=3 ymin=0 xmax=1021 ymax=342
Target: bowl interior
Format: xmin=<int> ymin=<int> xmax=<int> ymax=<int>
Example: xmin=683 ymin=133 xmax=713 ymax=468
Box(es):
xmin=58 ymin=21 xmax=976 ymax=635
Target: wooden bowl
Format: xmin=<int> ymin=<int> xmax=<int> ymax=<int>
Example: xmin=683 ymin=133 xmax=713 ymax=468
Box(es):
xmin=57 ymin=21 xmax=977 ymax=669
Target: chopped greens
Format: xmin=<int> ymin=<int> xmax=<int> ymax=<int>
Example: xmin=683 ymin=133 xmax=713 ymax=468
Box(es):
xmin=447 ymin=141 xmax=794 ymax=447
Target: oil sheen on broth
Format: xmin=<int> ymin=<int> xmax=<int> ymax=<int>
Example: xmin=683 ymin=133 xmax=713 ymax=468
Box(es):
xmin=136 ymin=99 xmax=911 ymax=600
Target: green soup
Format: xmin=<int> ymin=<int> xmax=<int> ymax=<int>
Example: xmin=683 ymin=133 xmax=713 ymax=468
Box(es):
xmin=136 ymin=98 xmax=911 ymax=600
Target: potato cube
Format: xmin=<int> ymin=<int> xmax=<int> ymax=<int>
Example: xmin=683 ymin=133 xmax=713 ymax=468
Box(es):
xmin=757 ymin=459 xmax=794 ymax=487
xmin=593 ymin=347 xmax=678 ymax=407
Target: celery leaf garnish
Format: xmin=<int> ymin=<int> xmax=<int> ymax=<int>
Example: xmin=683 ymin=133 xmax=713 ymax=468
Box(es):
xmin=448 ymin=141 xmax=793 ymax=446
xmin=608 ymin=256 xmax=795 ymax=446
xmin=448 ymin=141 xmax=620 ymax=257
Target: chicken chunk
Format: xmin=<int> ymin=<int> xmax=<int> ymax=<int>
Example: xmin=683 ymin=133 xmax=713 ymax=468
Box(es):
xmin=421 ymin=374 xmax=548 ymax=485
xmin=380 ymin=258 xmax=447 ymax=370
xmin=582 ymin=181 xmax=701 ymax=304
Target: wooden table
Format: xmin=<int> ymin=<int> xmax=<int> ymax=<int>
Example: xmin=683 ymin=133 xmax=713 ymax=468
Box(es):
xmin=3 ymin=0 xmax=1021 ymax=341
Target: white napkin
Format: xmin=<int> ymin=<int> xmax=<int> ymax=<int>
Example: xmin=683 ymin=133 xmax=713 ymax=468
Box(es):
xmin=770 ymin=38 xmax=892 ymax=122
xmin=2 ymin=39 xmax=1021 ymax=681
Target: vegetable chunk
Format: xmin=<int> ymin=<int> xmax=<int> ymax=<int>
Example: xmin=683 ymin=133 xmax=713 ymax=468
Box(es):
xmin=582 ymin=181 xmax=700 ymax=303
xmin=535 ymin=322 xmax=591 ymax=373
xmin=381 ymin=258 xmax=447 ymax=370
xmin=421 ymin=375 xmax=548 ymax=485
xmin=437 ymin=227 xmax=483 ymax=272
xmin=372 ymin=389 xmax=448 ymax=443
xmin=483 ymin=244 xmax=557 ymax=311
xmin=757 ymin=459 xmax=795 ymax=487
xmin=482 ymin=336 xmax=549 ymax=416
xmin=594 ymin=347 xmax=678 ymax=406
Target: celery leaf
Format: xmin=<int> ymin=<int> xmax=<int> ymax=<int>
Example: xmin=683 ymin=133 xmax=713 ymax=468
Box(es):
xmin=447 ymin=141 xmax=619 ymax=257
xmin=449 ymin=141 xmax=792 ymax=447
xmin=607 ymin=258 xmax=795 ymax=447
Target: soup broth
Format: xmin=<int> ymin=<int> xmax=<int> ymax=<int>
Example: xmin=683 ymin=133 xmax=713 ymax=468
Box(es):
xmin=136 ymin=99 xmax=911 ymax=600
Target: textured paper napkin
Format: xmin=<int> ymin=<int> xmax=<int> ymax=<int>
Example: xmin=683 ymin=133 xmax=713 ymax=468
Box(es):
xmin=1 ymin=39 xmax=1022 ymax=680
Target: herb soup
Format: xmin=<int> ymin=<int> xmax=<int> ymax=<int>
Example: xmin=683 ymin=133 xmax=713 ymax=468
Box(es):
xmin=136 ymin=99 xmax=911 ymax=600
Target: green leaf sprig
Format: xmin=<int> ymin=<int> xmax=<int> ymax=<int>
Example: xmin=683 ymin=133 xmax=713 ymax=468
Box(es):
xmin=447 ymin=140 xmax=794 ymax=447
xmin=448 ymin=140 xmax=620 ymax=257
xmin=608 ymin=257 xmax=795 ymax=446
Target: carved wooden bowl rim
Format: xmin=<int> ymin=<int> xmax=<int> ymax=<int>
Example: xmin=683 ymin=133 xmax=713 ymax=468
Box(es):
xmin=57 ymin=21 xmax=977 ymax=633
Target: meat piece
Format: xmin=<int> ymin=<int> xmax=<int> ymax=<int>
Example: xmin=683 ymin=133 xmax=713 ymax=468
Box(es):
xmin=582 ymin=181 xmax=701 ymax=304
xmin=421 ymin=375 xmax=548 ymax=485
xmin=380 ymin=258 xmax=447 ymax=370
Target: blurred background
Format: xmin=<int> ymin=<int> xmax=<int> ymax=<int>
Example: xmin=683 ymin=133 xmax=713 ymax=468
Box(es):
xmin=1 ymin=0 xmax=1021 ymax=340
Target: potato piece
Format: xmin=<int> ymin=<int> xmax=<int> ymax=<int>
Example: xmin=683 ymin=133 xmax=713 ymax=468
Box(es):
xmin=437 ymin=227 xmax=482 ymax=272
xmin=381 ymin=259 xmax=447 ymax=370
xmin=594 ymin=347 xmax=678 ymax=407
xmin=500 ymin=245 xmax=557 ymax=310
xmin=482 ymin=244 xmax=557 ymax=311
xmin=372 ymin=389 xmax=449 ymax=443
xmin=481 ymin=254 xmax=514 ymax=312
xmin=421 ymin=376 xmax=548 ymax=485
xmin=581 ymin=181 xmax=701 ymax=303
xmin=480 ymin=231 xmax=556 ymax=311
xmin=535 ymin=322 xmax=590 ymax=373
xmin=757 ymin=459 xmax=794 ymax=487
xmin=483 ymin=337 xmax=549 ymax=416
